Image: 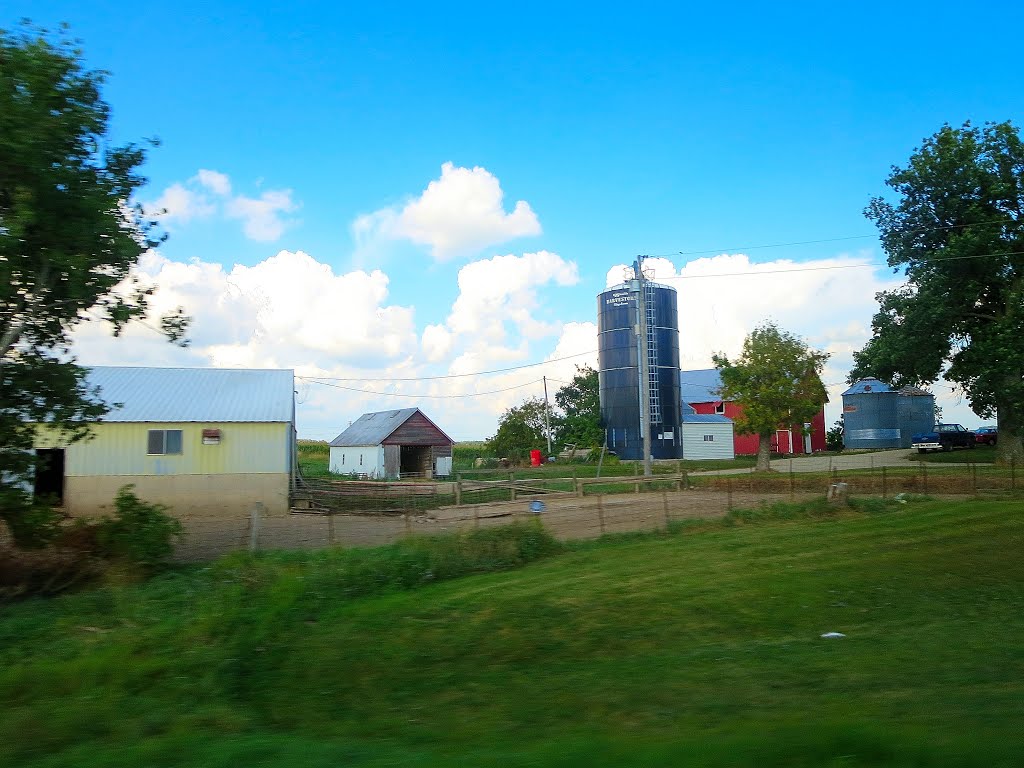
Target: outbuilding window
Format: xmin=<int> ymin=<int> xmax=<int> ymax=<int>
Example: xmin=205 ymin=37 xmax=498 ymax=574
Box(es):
xmin=147 ymin=429 xmax=183 ymax=455
xmin=714 ymin=402 xmax=726 ymax=415
xmin=703 ymin=434 xmax=715 ymax=442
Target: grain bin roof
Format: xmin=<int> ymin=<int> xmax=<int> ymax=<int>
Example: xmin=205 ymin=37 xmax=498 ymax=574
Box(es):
xmin=842 ymin=378 xmax=893 ymax=396
xmin=85 ymin=366 xmax=294 ymax=423
xmin=329 ymin=408 xmax=422 ymax=447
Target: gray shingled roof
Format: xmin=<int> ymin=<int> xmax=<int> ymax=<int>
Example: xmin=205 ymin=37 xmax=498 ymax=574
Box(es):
xmin=680 ymin=368 xmax=723 ymax=403
xmin=329 ymin=408 xmax=421 ymax=447
xmin=86 ymin=366 xmax=294 ymax=423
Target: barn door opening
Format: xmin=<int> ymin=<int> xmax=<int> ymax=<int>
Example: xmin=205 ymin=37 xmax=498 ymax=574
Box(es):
xmin=34 ymin=448 xmax=66 ymax=505
xmin=399 ymin=445 xmax=431 ymax=478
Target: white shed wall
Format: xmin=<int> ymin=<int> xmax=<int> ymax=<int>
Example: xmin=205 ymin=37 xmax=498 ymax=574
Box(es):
xmin=681 ymin=424 xmax=735 ymax=460
xmin=329 ymin=445 xmax=385 ymax=477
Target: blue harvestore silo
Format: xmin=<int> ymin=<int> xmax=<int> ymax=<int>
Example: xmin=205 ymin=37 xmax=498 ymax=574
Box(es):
xmin=597 ymin=280 xmax=683 ymax=460
xmin=842 ymin=378 xmax=935 ymax=449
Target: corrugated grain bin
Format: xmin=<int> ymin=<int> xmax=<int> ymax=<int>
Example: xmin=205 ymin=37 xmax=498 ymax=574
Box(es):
xmin=896 ymin=386 xmax=936 ymax=448
xmin=842 ymin=378 xmax=900 ymax=449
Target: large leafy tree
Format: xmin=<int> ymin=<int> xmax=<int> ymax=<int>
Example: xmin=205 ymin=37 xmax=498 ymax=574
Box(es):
xmin=552 ymin=365 xmax=602 ymax=449
xmin=851 ymin=121 xmax=1024 ymax=463
xmin=713 ymin=322 xmax=829 ymax=471
xmin=1 ymin=24 xmax=187 ymax=538
xmin=486 ymin=398 xmax=550 ymax=462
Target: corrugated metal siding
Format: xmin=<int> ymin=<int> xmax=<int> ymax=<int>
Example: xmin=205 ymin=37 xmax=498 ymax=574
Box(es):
xmin=682 ymin=423 xmax=734 ymax=459
xmin=64 ymin=422 xmax=290 ymax=476
xmin=384 ymin=412 xmax=453 ymax=446
xmin=329 ymin=445 xmax=385 ymax=477
xmin=86 ymin=367 xmax=294 ymax=422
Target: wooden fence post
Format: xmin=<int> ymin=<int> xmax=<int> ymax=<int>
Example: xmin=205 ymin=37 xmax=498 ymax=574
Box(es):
xmin=633 ymin=461 xmax=640 ymax=494
xmin=575 ymin=479 xmax=583 ymax=498
xmin=509 ymin=471 xmax=516 ymax=502
xmin=789 ymin=458 xmax=795 ymax=501
xmin=455 ymin=473 xmax=462 ymax=506
xmin=249 ymin=502 xmax=263 ymax=553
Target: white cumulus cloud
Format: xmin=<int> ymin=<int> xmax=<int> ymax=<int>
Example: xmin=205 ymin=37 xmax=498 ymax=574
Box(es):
xmin=144 ymin=171 xmax=298 ymax=242
xmin=354 ymin=162 xmax=541 ymax=260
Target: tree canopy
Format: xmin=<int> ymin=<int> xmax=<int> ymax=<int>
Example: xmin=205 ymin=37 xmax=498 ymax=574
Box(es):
xmin=851 ymin=121 xmax=1024 ymax=462
xmin=486 ymin=397 xmax=550 ymax=461
xmin=1 ymin=24 xmax=187 ymax=540
xmin=552 ymin=365 xmax=602 ymax=450
xmin=713 ymin=322 xmax=828 ymax=471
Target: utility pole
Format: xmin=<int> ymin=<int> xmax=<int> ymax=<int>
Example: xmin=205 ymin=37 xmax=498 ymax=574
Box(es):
xmin=542 ymin=375 xmax=553 ymax=455
xmin=634 ymin=256 xmax=653 ymax=477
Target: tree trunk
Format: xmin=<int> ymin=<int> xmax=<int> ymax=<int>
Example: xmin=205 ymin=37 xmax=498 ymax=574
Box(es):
xmin=755 ymin=433 xmax=772 ymax=472
xmin=996 ymin=398 xmax=1024 ymax=465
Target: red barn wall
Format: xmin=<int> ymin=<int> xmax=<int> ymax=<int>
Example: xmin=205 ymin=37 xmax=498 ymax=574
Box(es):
xmin=689 ymin=401 xmax=826 ymax=455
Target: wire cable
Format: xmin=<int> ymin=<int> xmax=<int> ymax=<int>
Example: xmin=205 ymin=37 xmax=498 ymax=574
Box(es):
xmin=298 ymin=376 xmax=545 ymax=399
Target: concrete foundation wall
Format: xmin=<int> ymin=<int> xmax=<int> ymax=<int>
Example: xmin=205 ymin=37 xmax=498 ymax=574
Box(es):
xmin=65 ymin=473 xmax=290 ymax=519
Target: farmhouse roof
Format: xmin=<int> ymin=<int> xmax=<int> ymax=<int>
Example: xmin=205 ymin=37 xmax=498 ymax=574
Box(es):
xmin=85 ymin=366 xmax=294 ymax=423
xmin=329 ymin=408 xmax=453 ymax=447
xmin=680 ymin=369 xmax=724 ymax=404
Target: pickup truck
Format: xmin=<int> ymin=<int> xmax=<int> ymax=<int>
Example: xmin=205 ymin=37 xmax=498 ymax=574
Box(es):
xmin=911 ymin=423 xmax=977 ymax=453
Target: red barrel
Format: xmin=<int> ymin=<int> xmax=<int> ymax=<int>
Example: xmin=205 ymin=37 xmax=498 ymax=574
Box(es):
xmin=530 ymin=449 xmax=542 ymax=466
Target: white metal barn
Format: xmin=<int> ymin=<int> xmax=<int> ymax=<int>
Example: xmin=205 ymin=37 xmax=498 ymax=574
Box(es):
xmin=680 ymin=409 xmax=735 ymax=460
xmin=328 ymin=408 xmax=454 ymax=480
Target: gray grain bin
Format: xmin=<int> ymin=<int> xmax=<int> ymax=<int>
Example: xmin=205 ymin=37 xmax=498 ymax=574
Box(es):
xmin=597 ymin=280 xmax=682 ymax=460
xmin=842 ymin=378 xmax=936 ymax=449
xmin=842 ymin=378 xmax=899 ymax=449
xmin=895 ymin=386 xmax=936 ymax=448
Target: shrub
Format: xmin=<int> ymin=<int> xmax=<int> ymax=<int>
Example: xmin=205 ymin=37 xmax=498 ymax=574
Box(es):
xmin=0 ymin=492 xmax=64 ymax=549
xmin=94 ymin=486 xmax=183 ymax=570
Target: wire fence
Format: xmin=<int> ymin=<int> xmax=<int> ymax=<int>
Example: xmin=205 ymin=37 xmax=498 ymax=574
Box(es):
xmin=174 ymin=458 xmax=1024 ymax=561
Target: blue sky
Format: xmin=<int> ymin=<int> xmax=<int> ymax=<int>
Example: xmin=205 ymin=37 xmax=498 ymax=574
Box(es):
xmin=18 ymin=1 xmax=1024 ymax=438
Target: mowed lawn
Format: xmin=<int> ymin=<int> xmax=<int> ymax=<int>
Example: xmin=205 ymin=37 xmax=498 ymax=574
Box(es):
xmin=2 ymin=500 xmax=1024 ymax=767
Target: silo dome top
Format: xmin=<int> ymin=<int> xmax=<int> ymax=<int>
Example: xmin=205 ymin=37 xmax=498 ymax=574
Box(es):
xmin=842 ymin=377 xmax=892 ymax=396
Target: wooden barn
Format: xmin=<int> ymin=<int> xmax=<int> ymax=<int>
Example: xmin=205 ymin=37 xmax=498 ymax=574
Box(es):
xmin=328 ymin=408 xmax=454 ymax=480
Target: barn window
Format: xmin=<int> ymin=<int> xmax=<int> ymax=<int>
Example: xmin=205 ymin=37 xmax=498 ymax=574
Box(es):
xmin=703 ymin=434 xmax=715 ymax=442
xmin=341 ymin=453 xmax=345 ymax=465
xmin=360 ymin=454 xmax=363 ymax=466
xmin=714 ymin=402 xmax=725 ymax=415
xmin=147 ymin=429 xmax=183 ymax=455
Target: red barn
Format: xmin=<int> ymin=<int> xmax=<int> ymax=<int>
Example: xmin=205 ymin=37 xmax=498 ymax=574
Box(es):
xmin=680 ymin=369 xmax=826 ymax=455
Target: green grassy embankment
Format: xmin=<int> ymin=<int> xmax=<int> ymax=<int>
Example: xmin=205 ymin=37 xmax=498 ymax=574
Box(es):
xmin=5 ymin=499 xmax=1022 ymax=767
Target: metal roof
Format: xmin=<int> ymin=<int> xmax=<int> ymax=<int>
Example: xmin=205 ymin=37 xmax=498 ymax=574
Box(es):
xmin=329 ymin=408 xmax=421 ymax=447
xmin=842 ymin=378 xmax=893 ymax=396
xmin=681 ymin=413 xmax=733 ymax=424
xmin=680 ymin=368 xmax=724 ymax=403
xmin=85 ymin=366 xmax=294 ymax=423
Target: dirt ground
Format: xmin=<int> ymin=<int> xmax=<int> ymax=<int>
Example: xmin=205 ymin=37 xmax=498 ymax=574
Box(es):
xmin=173 ymin=488 xmax=820 ymax=561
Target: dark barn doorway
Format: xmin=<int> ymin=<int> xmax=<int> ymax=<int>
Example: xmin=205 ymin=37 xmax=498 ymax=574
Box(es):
xmin=34 ymin=448 xmax=66 ymax=505
xmin=399 ymin=445 xmax=431 ymax=477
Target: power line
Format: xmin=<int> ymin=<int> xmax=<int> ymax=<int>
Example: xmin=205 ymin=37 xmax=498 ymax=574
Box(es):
xmin=298 ymin=376 xmax=545 ymax=399
xmin=299 ymin=349 xmax=598 ymax=382
xmin=646 ymin=219 xmax=1021 ymax=259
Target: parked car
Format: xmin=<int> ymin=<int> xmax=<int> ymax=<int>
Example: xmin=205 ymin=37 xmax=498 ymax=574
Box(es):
xmin=911 ymin=423 xmax=977 ymax=453
xmin=975 ymin=426 xmax=998 ymax=446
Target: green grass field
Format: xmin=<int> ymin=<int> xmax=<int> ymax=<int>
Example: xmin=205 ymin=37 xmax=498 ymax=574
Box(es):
xmin=6 ymin=499 xmax=1022 ymax=766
